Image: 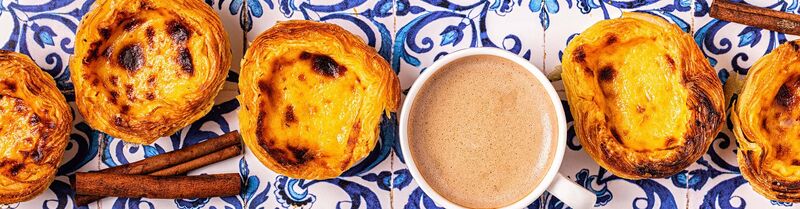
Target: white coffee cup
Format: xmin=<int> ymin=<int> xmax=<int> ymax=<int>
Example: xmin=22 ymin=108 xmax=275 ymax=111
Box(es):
xmin=399 ymin=47 xmax=597 ymax=209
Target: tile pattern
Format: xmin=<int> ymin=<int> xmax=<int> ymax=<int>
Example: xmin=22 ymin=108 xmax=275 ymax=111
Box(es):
xmin=1 ymin=0 xmax=800 ymax=208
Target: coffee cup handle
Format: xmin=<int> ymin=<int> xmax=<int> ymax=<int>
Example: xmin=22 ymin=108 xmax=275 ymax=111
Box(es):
xmin=546 ymin=173 xmax=597 ymax=209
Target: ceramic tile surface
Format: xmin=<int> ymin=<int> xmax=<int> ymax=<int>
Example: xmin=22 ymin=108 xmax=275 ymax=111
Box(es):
xmin=2 ymin=0 xmax=800 ymax=208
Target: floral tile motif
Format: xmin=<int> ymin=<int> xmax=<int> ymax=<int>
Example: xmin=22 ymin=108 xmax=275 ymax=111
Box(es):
xmin=393 ymin=0 xmax=545 ymax=89
xmin=0 ymin=0 xmax=94 ymax=91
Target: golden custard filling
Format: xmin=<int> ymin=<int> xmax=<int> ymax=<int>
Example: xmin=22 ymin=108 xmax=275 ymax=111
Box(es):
xmin=579 ymin=32 xmax=691 ymax=151
xmin=255 ymin=50 xmax=375 ymax=163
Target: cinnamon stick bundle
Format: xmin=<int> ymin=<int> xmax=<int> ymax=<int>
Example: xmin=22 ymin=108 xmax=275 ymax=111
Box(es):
xmin=74 ymin=173 xmax=241 ymax=199
xmin=74 ymin=144 xmax=242 ymax=205
xmin=711 ymin=0 xmax=800 ymax=35
xmin=74 ymin=131 xmax=243 ymax=205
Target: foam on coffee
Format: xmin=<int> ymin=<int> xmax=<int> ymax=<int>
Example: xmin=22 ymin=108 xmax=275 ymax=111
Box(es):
xmin=408 ymin=55 xmax=558 ymax=208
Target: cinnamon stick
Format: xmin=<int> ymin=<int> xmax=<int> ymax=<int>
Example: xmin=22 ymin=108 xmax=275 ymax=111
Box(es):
xmin=74 ymin=173 xmax=241 ymax=199
xmin=103 ymin=131 xmax=242 ymax=175
xmin=74 ymin=144 xmax=242 ymax=205
xmin=711 ymin=0 xmax=800 ymax=35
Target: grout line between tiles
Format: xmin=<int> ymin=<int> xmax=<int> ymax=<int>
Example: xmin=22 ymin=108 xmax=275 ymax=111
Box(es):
xmin=389 ymin=1 xmax=397 ymax=208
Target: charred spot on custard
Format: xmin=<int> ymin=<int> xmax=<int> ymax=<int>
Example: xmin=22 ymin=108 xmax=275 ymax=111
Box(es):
xmin=13 ymin=98 xmax=25 ymax=112
xmin=573 ymin=45 xmax=587 ymax=64
xmin=109 ymin=91 xmax=119 ymax=104
xmin=122 ymin=18 xmax=143 ymax=31
xmin=775 ymin=79 xmax=800 ymax=107
xmin=177 ymin=47 xmax=194 ymax=75
xmin=146 ymin=92 xmax=155 ymax=100
xmin=598 ymin=65 xmax=616 ymax=82
xmin=139 ymin=0 xmax=153 ymax=10
xmin=1 ymin=80 xmax=16 ymax=92
xmin=83 ymin=41 xmax=104 ymax=64
xmin=99 ymin=27 xmax=111 ymax=39
xmin=790 ymin=41 xmax=800 ymax=51
xmin=665 ymin=55 xmax=675 ymax=69
xmin=258 ymin=139 xmax=314 ymax=167
xmin=120 ymin=104 xmax=131 ymax=114
xmin=118 ymin=43 xmax=145 ymax=73
xmin=29 ymin=114 xmax=39 ymax=125
xmin=8 ymin=162 xmax=24 ymax=176
xmin=167 ymin=20 xmax=191 ymax=44
xmin=284 ymin=145 xmax=313 ymax=166
xmin=284 ymin=105 xmax=297 ymax=125
xmin=125 ymin=84 xmax=135 ymax=101
xmin=258 ymin=80 xmax=272 ymax=96
xmin=145 ymin=27 xmax=155 ymax=43
xmin=109 ymin=76 xmax=119 ymax=86
xmin=605 ymin=34 xmax=619 ymax=45
xmin=305 ymin=53 xmax=347 ymax=78
xmin=299 ymin=51 xmax=311 ymax=59
xmin=147 ymin=75 xmax=157 ymax=87
xmin=113 ymin=115 xmax=126 ymax=127
xmin=665 ymin=136 xmax=677 ymax=147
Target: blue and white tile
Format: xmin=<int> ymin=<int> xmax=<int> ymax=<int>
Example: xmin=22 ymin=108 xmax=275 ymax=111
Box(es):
xmin=393 ymin=0 xmax=545 ymax=90
xmin=691 ymin=0 xmax=799 ymax=84
xmin=0 ymin=0 xmax=95 ymax=91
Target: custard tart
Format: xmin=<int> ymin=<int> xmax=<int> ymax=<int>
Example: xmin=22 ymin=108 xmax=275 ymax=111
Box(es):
xmin=0 ymin=50 xmax=72 ymax=203
xmin=561 ymin=12 xmax=725 ymax=179
xmin=70 ymin=0 xmax=231 ymax=144
xmin=239 ymin=20 xmax=400 ymax=179
xmin=733 ymin=40 xmax=800 ymax=202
